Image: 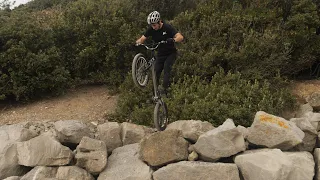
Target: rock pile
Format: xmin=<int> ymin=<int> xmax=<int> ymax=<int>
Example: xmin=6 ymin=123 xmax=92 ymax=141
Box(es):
xmin=1 ymin=103 xmax=320 ymax=180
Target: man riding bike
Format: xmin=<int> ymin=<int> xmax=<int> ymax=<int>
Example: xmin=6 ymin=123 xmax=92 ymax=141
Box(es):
xmin=136 ymin=11 xmax=184 ymax=97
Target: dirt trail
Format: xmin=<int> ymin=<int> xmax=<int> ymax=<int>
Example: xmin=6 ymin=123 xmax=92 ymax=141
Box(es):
xmin=0 ymin=86 xmax=118 ymax=126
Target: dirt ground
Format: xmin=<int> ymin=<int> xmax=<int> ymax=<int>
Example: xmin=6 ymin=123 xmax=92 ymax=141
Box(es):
xmin=0 ymin=80 xmax=320 ymax=126
xmin=0 ymin=85 xmax=118 ymax=126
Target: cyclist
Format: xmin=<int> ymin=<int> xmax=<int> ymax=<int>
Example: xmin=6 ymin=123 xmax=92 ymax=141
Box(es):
xmin=136 ymin=11 xmax=184 ymax=97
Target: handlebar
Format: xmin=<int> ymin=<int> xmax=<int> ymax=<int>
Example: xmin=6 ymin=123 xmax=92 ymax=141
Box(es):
xmin=136 ymin=41 xmax=167 ymax=51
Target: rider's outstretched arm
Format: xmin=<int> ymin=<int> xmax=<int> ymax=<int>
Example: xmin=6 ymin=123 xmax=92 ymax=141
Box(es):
xmin=136 ymin=35 xmax=147 ymax=45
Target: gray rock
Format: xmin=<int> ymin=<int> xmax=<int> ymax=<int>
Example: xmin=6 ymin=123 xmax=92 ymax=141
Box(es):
xmin=3 ymin=176 xmax=21 ymax=180
xmin=153 ymin=161 xmax=240 ymax=180
xmin=98 ymin=143 xmax=153 ymax=180
xmin=54 ymin=120 xmax=91 ymax=144
xmin=17 ymin=135 xmax=73 ymax=166
xmin=75 ymin=136 xmax=107 ymax=175
xmin=0 ymin=124 xmax=37 ymax=179
xmin=285 ymin=152 xmax=315 ymax=180
xmin=20 ymin=166 xmax=57 ymax=180
xmin=290 ymin=117 xmax=317 ymax=151
xmin=306 ymin=92 xmax=320 ymax=111
xmin=235 ymin=149 xmax=292 ymax=180
xmin=56 ymin=166 xmax=94 ymax=180
xmin=97 ymin=122 xmax=122 ymax=153
xmin=295 ymin=103 xmax=313 ymax=118
xmin=140 ymin=129 xmax=189 ymax=166
xmin=166 ymin=120 xmax=214 ymax=143
xmin=247 ymin=111 xmax=304 ymax=150
xmin=314 ymin=148 xmax=320 ymax=180
xmin=121 ymin=122 xmax=155 ymax=145
xmin=194 ymin=119 xmax=246 ymax=161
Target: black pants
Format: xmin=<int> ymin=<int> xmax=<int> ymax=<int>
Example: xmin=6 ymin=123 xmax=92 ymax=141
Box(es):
xmin=154 ymin=52 xmax=177 ymax=89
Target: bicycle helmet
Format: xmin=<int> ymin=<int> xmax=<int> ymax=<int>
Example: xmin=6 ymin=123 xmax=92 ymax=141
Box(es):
xmin=147 ymin=11 xmax=160 ymax=25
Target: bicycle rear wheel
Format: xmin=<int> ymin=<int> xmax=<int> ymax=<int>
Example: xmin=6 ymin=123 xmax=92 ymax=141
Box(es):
xmin=154 ymin=100 xmax=168 ymax=131
xmin=132 ymin=53 xmax=149 ymax=88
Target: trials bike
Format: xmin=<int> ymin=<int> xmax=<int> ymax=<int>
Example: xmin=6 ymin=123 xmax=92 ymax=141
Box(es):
xmin=132 ymin=41 xmax=168 ymax=131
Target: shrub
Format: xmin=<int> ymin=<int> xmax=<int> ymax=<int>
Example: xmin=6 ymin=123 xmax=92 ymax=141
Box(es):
xmin=111 ymin=69 xmax=296 ymax=127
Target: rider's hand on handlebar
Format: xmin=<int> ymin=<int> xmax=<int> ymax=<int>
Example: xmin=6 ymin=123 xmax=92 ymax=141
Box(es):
xmin=135 ymin=40 xmax=142 ymax=46
xmin=166 ymin=38 xmax=175 ymax=44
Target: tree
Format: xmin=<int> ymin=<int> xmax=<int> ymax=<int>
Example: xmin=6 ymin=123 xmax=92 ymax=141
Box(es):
xmin=0 ymin=0 xmax=15 ymax=9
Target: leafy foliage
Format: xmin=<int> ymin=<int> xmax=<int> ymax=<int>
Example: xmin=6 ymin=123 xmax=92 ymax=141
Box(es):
xmin=171 ymin=0 xmax=320 ymax=80
xmin=0 ymin=0 xmax=318 ymax=127
xmin=113 ymin=69 xmax=296 ymax=127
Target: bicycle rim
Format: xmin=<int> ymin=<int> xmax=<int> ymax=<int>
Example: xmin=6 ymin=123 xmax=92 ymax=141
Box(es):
xmin=154 ymin=100 xmax=168 ymax=131
xmin=132 ymin=53 xmax=149 ymax=88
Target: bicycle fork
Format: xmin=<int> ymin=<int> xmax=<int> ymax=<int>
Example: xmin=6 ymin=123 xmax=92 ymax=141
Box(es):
xmin=151 ymin=62 xmax=160 ymax=101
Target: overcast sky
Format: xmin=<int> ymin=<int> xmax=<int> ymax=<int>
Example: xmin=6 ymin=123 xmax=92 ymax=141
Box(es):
xmin=9 ymin=0 xmax=32 ymax=8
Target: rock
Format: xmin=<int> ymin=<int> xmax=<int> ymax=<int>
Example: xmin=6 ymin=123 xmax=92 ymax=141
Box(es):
xmin=290 ymin=118 xmax=317 ymax=152
xmin=303 ymin=112 xmax=320 ymax=131
xmin=194 ymin=119 xmax=246 ymax=161
xmin=0 ymin=125 xmax=37 ymax=179
xmin=20 ymin=166 xmax=57 ymax=180
xmin=97 ymin=122 xmax=122 ymax=153
xmin=56 ymin=166 xmax=94 ymax=180
xmin=0 ymin=143 xmax=30 ymax=179
xmin=236 ymin=125 xmax=249 ymax=138
xmin=0 ymin=124 xmax=38 ymax=142
xmin=98 ymin=143 xmax=153 ymax=180
xmin=295 ymin=103 xmax=313 ymax=118
xmin=54 ymin=120 xmax=91 ymax=144
xmin=3 ymin=176 xmax=21 ymax=180
xmin=306 ymin=92 xmax=320 ymax=111
xmin=166 ymin=120 xmax=214 ymax=143
xmin=235 ymin=149 xmax=292 ymax=180
xmin=285 ymin=152 xmax=315 ymax=180
xmin=314 ymin=148 xmax=320 ymax=180
xmin=188 ymin=151 xmax=198 ymax=161
xmin=153 ymin=161 xmax=240 ymax=180
xmin=75 ymin=136 xmax=107 ymax=175
xmin=17 ymin=135 xmax=73 ymax=166
xmin=140 ymin=129 xmax=189 ymax=167
xmin=121 ymin=122 xmax=155 ymax=145
xmin=247 ymin=111 xmax=304 ymax=150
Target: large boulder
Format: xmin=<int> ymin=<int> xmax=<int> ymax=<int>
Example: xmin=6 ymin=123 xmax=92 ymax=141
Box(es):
xmin=97 ymin=122 xmax=122 ymax=153
xmin=17 ymin=135 xmax=73 ymax=166
xmin=20 ymin=166 xmax=57 ymax=180
xmin=54 ymin=120 xmax=91 ymax=144
xmin=306 ymin=92 xmax=320 ymax=111
xmin=121 ymin=122 xmax=155 ymax=145
xmin=194 ymin=119 xmax=246 ymax=161
xmin=0 ymin=124 xmax=37 ymax=179
xmin=166 ymin=120 xmax=214 ymax=143
xmin=75 ymin=136 xmax=107 ymax=175
xmin=153 ymin=161 xmax=240 ymax=180
xmin=98 ymin=143 xmax=153 ymax=180
xmin=247 ymin=111 xmax=304 ymax=150
xmin=235 ymin=149 xmax=293 ymax=180
xmin=290 ymin=117 xmax=317 ymax=152
xmin=285 ymin=152 xmax=315 ymax=180
xmin=56 ymin=166 xmax=94 ymax=180
xmin=140 ymin=129 xmax=189 ymax=167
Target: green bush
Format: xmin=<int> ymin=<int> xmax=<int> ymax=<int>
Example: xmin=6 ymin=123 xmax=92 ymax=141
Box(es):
xmin=171 ymin=0 xmax=320 ymax=80
xmin=0 ymin=11 xmax=71 ymax=100
xmin=111 ymin=69 xmax=296 ymax=127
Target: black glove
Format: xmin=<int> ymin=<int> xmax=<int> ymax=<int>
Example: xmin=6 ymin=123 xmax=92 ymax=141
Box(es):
xmin=166 ymin=38 xmax=175 ymax=44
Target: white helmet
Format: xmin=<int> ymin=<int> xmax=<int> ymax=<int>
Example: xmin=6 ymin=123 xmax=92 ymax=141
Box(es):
xmin=147 ymin=11 xmax=160 ymax=25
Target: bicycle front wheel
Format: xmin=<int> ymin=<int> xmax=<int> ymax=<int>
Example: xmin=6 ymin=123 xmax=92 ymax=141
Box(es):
xmin=132 ymin=53 xmax=149 ymax=88
xmin=154 ymin=100 xmax=168 ymax=131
